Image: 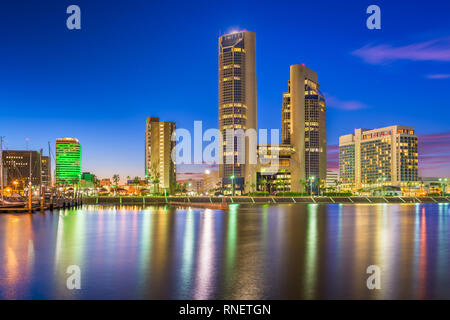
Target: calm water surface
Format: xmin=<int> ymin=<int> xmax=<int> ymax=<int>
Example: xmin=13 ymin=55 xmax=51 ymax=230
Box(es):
xmin=1 ymin=203 xmax=449 ymax=299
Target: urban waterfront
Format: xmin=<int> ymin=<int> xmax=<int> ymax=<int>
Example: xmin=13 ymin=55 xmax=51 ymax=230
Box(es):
xmin=1 ymin=203 xmax=449 ymax=299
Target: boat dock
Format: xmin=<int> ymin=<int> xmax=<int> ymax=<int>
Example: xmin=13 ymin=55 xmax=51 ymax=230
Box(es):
xmin=0 ymin=197 xmax=83 ymax=213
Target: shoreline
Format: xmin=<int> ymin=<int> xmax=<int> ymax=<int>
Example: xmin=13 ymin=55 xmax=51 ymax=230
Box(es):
xmin=83 ymin=196 xmax=450 ymax=207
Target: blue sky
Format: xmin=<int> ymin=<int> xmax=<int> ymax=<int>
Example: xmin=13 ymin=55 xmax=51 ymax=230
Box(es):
xmin=0 ymin=0 xmax=449 ymax=179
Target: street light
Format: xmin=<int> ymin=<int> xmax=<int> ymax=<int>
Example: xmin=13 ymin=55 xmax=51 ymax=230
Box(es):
xmin=230 ymin=175 xmax=236 ymax=197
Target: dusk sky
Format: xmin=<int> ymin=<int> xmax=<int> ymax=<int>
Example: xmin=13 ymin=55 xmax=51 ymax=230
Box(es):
xmin=1 ymin=0 xmax=449 ymax=180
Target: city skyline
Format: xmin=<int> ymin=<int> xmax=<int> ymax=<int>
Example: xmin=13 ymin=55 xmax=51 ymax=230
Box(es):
xmin=1 ymin=0 xmax=449 ymax=180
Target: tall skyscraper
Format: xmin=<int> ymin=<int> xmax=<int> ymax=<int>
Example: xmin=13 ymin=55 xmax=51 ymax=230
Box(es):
xmin=339 ymin=125 xmax=419 ymax=190
xmin=56 ymin=138 xmax=81 ymax=185
xmin=145 ymin=117 xmax=176 ymax=193
xmin=218 ymin=30 xmax=257 ymax=194
xmin=288 ymin=64 xmax=327 ymax=192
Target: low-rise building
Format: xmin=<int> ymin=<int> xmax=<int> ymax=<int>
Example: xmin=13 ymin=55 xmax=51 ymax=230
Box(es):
xmin=420 ymin=177 xmax=449 ymax=195
xmin=100 ymin=178 xmax=112 ymax=186
xmin=325 ymin=170 xmax=339 ymax=188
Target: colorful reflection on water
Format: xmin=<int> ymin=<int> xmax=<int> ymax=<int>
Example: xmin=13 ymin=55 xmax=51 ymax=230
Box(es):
xmin=0 ymin=203 xmax=449 ymax=299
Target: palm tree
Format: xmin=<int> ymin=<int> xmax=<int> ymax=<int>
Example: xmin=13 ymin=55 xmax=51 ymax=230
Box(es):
xmin=335 ymin=179 xmax=342 ymax=192
xmin=133 ymin=176 xmax=140 ymax=195
xmin=250 ymin=183 xmax=256 ymax=193
xmin=112 ymin=174 xmax=120 ymax=196
xmin=245 ymin=181 xmax=250 ymax=194
xmin=299 ymin=179 xmax=308 ymax=194
xmin=152 ymin=173 xmax=160 ymax=194
xmin=260 ymin=178 xmax=267 ymax=192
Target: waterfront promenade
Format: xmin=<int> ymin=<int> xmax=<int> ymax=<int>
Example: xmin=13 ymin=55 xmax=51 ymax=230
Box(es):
xmin=83 ymin=195 xmax=450 ymax=206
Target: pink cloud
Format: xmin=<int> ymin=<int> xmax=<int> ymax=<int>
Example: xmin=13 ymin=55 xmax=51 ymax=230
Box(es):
xmin=426 ymin=74 xmax=450 ymax=79
xmin=325 ymin=94 xmax=370 ymax=111
xmin=352 ymin=38 xmax=450 ymax=64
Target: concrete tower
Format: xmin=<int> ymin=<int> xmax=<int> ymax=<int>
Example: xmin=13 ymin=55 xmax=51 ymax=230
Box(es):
xmin=218 ymin=30 xmax=257 ymax=194
xmin=289 ymin=64 xmax=326 ymax=192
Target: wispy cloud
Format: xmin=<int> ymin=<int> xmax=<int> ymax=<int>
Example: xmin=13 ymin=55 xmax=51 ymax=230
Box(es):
xmin=327 ymin=145 xmax=339 ymax=171
xmin=426 ymin=74 xmax=450 ymax=79
xmin=325 ymin=94 xmax=370 ymax=111
xmin=352 ymin=37 xmax=450 ymax=64
xmin=327 ymin=131 xmax=450 ymax=177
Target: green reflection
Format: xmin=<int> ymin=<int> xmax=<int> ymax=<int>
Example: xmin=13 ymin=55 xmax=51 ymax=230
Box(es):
xmin=225 ymin=204 xmax=238 ymax=295
xmin=180 ymin=208 xmax=195 ymax=297
xmin=304 ymin=204 xmax=318 ymax=299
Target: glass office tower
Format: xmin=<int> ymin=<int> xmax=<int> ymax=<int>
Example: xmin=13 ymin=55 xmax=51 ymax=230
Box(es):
xmin=56 ymin=137 xmax=81 ymax=184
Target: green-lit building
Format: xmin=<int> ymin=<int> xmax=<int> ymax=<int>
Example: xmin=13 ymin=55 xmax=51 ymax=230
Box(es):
xmin=56 ymin=137 xmax=81 ymax=184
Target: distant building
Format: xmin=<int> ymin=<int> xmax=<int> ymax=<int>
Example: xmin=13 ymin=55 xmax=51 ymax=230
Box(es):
xmin=41 ymin=154 xmax=51 ymax=187
xmin=218 ymin=30 xmax=257 ymax=193
xmin=180 ymin=179 xmax=203 ymax=194
xmin=3 ymin=150 xmax=40 ymax=187
xmin=325 ymin=170 xmax=339 ymax=188
xmin=145 ymin=117 xmax=176 ymax=193
xmin=99 ymin=178 xmax=111 ymax=186
xmin=420 ymin=177 xmax=449 ymax=195
xmin=203 ymin=170 xmax=221 ymax=194
xmin=81 ymin=172 xmax=95 ymax=183
xmin=56 ymin=138 xmax=81 ymax=185
xmin=339 ymin=125 xmax=418 ymax=190
xmin=127 ymin=179 xmax=146 ymax=186
xmin=2 ymin=150 xmax=51 ymax=188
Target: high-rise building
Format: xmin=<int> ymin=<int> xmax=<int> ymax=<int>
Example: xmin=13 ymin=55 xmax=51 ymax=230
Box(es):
xmin=287 ymin=64 xmax=327 ymax=192
xmin=145 ymin=117 xmax=176 ymax=193
xmin=218 ymin=30 xmax=257 ymax=194
xmin=339 ymin=125 xmax=419 ymax=190
xmin=56 ymin=138 xmax=81 ymax=185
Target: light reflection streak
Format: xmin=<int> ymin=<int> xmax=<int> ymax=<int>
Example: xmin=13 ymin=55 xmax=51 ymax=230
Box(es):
xmin=304 ymin=204 xmax=318 ymax=299
xmin=179 ymin=208 xmax=195 ymax=298
xmin=194 ymin=209 xmax=215 ymax=299
xmin=418 ymin=207 xmax=427 ymax=299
